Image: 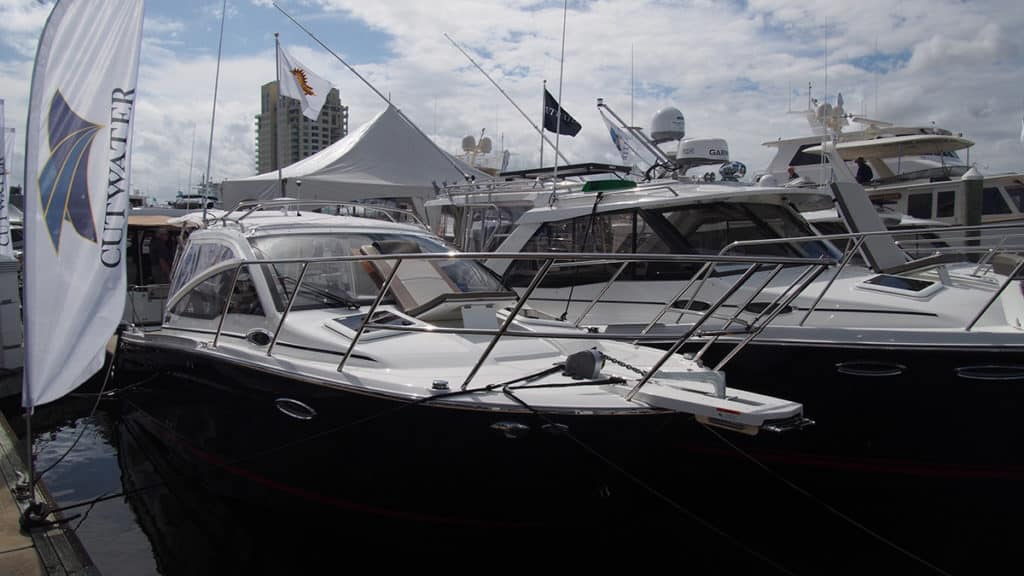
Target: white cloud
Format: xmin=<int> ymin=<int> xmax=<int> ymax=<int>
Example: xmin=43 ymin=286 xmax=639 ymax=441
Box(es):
xmin=2 ymin=0 xmax=1023 ymax=200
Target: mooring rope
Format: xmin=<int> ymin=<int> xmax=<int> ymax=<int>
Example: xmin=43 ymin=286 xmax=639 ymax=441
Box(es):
xmin=698 ymin=422 xmax=951 ymax=576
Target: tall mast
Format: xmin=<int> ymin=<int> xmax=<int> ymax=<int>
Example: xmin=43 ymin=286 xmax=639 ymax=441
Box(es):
xmin=204 ymin=0 xmax=228 ymax=220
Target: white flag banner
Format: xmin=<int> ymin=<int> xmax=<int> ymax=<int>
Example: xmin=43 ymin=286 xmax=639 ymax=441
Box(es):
xmin=277 ymin=44 xmax=332 ymax=121
xmin=23 ymin=0 xmax=145 ymax=408
xmin=0 ymin=99 xmax=9 ymax=258
xmin=599 ymin=109 xmax=636 ymax=165
xmin=1020 ymin=115 xmax=1023 ymax=145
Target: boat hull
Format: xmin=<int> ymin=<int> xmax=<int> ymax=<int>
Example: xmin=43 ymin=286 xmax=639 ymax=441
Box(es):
xmin=113 ymin=336 xmax=737 ymax=526
xmin=674 ymin=338 xmax=1024 ymax=473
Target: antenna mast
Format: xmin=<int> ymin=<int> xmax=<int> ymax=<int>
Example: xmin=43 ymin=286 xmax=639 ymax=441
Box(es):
xmin=204 ymin=0 xmax=227 ymax=222
xmin=551 ymin=0 xmax=569 ymax=184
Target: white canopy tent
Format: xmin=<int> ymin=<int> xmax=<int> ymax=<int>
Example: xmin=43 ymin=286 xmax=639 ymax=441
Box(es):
xmin=220 ymin=104 xmax=486 ymax=220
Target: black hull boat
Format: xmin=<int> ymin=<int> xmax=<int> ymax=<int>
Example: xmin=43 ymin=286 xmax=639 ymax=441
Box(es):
xmin=111 ymin=201 xmax=808 ymax=528
xmin=686 ymin=339 xmax=1024 ymax=475
xmin=116 ymin=339 xmax=686 ymax=525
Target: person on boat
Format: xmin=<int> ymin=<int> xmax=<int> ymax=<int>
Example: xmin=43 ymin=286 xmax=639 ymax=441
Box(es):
xmin=855 ymin=157 xmax=874 ymax=184
xmin=787 ymin=166 xmax=799 ymax=180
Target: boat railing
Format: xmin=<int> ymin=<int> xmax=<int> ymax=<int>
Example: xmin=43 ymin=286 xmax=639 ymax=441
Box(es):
xmin=717 ymin=221 xmax=1024 ymax=330
xmin=191 ymin=250 xmax=836 ymax=398
xmin=434 ymin=202 xmax=511 ymax=253
xmin=217 ymin=199 xmax=427 ymax=230
xmin=436 ymin=179 xmax=680 ymax=204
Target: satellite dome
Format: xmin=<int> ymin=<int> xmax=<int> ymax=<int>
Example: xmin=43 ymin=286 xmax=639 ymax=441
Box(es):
xmin=650 ymin=107 xmax=685 ymax=143
xmin=756 ymin=174 xmax=780 ymax=187
xmin=461 ymin=135 xmax=477 ymax=152
xmin=478 ymin=136 xmax=493 ymax=154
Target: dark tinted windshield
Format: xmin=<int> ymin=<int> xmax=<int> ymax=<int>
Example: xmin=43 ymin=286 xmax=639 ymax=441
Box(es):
xmin=653 ymin=202 xmax=838 ymax=259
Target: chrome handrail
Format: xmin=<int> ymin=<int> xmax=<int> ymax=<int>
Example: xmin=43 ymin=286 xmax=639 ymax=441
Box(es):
xmin=220 ymin=199 xmax=426 ymax=230
xmin=799 ymin=235 xmax=866 ymax=327
xmin=338 ymin=260 xmax=402 ymax=372
xmin=461 ymin=259 xmax=553 ymax=390
xmin=625 ymin=263 xmax=762 ymax=401
xmin=691 ymin=264 xmax=785 ymax=362
xmin=966 ymin=258 xmax=1024 ymax=332
xmin=718 ymin=222 xmax=1024 ymax=331
xmin=267 ymin=261 xmax=310 ymax=356
xmin=176 ymin=249 xmax=839 ymax=402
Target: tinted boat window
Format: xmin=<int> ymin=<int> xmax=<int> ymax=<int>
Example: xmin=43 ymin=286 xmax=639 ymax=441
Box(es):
xmin=983 ymin=187 xmax=1011 ymax=215
xmin=503 ymin=202 xmax=834 ymax=288
xmin=1005 ymin=185 xmax=1024 ymax=212
xmin=907 ymin=193 xmax=932 ymax=219
xmin=811 ymin=221 xmax=849 ymax=236
xmin=504 ymin=211 xmax=637 ymax=288
xmin=936 ymin=190 xmax=955 ymax=218
xmin=657 ymin=203 xmax=835 ymax=259
xmin=789 ymin=144 xmax=830 ymax=166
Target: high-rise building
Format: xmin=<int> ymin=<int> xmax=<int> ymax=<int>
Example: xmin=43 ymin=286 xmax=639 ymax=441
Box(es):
xmin=255 ymin=81 xmax=348 ymax=174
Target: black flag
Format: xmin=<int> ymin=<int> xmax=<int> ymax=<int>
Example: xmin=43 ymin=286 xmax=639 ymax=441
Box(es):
xmin=543 ymin=89 xmax=582 ymax=136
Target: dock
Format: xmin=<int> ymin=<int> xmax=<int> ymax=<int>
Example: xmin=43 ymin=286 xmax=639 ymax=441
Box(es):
xmin=0 ymin=405 xmax=98 ymax=575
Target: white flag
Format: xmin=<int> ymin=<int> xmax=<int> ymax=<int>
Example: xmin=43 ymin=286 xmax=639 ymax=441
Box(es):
xmin=599 ymin=110 xmax=634 ymax=164
xmin=0 ymin=99 xmax=9 ymax=258
xmin=23 ymin=0 xmax=145 ymax=408
xmin=1020 ymin=115 xmax=1024 ymax=145
xmin=277 ymin=44 xmax=332 ymax=121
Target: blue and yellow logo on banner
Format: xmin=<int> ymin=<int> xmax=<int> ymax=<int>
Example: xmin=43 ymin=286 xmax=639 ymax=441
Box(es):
xmin=39 ymin=90 xmax=100 ymax=252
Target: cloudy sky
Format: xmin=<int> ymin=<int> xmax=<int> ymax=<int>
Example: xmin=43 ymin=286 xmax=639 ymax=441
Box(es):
xmin=1 ymin=0 xmax=1022 ymax=202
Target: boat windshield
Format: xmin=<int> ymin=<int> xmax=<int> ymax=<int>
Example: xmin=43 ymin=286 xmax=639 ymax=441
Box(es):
xmin=250 ymin=232 xmax=508 ymax=312
xmin=651 ymin=202 xmax=838 ymax=259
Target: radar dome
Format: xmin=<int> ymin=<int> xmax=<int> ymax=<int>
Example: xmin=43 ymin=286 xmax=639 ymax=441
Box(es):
xmin=461 ymin=135 xmax=476 ymax=152
xmin=676 ymin=137 xmax=729 ymax=171
xmin=756 ymin=174 xmax=780 ymax=187
xmin=650 ymin=107 xmax=685 ymax=143
xmin=478 ymin=136 xmax=493 ymax=154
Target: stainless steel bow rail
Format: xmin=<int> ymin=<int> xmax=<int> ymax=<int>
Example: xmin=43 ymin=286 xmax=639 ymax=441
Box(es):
xmin=717 ymin=221 xmax=1024 ymax=330
xmin=216 ymin=199 xmax=428 ymax=230
xmin=172 ymin=250 xmax=836 ymax=401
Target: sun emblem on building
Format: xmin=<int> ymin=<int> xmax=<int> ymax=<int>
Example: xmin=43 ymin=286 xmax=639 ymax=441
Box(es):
xmin=290 ymin=68 xmax=316 ymax=96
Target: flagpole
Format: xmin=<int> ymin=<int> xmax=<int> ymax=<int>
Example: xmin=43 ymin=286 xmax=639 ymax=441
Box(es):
xmin=551 ymin=0 xmax=569 ymax=184
xmin=275 ymin=4 xmax=472 ymax=181
xmin=204 ymin=0 xmax=228 ymax=221
xmin=275 ymin=33 xmax=284 ymax=197
xmin=540 ymin=80 xmax=546 ymax=167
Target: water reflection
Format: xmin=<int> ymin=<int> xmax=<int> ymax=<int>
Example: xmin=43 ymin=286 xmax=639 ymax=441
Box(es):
xmin=14 ymin=390 xmax=1021 ymax=575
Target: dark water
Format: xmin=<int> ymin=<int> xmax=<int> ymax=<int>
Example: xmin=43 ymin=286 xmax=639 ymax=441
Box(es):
xmin=4 ymin=385 xmax=1016 ymax=575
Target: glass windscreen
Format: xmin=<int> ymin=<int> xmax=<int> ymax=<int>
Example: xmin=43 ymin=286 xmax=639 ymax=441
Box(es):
xmin=249 ymin=232 xmax=508 ymax=312
xmin=653 ymin=202 xmax=838 ymax=259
